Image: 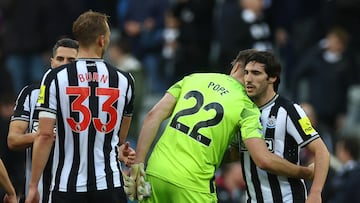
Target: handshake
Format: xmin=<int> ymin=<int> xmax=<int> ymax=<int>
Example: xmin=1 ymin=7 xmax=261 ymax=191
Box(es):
xmin=123 ymin=163 xmax=152 ymax=201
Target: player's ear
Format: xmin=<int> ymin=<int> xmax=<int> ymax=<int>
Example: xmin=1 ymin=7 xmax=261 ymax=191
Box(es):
xmin=98 ymin=35 xmax=105 ymax=47
xmin=230 ymin=62 xmax=240 ymax=75
xmin=268 ymin=76 xmax=277 ymax=84
xmin=50 ymin=58 xmax=55 ymax=68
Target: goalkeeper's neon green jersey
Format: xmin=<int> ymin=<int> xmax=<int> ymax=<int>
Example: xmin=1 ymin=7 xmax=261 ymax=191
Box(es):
xmin=146 ymin=73 xmax=263 ymax=193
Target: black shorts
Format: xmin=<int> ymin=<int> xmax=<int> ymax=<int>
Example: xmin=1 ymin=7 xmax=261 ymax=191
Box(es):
xmin=51 ymin=187 xmax=127 ymax=203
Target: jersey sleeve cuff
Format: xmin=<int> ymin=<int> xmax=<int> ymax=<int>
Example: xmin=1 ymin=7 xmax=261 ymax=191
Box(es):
xmin=39 ymin=111 xmax=56 ymax=119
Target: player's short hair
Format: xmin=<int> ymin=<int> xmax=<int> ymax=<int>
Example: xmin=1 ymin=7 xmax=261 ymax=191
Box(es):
xmin=231 ymin=49 xmax=257 ymax=67
xmin=245 ymin=51 xmax=282 ymax=92
xmin=72 ymin=10 xmax=109 ymax=47
xmin=52 ymin=38 xmax=79 ymax=57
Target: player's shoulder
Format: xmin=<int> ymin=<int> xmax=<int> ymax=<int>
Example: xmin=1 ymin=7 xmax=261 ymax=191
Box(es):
xmin=183 ymin=73 xmax=237 ymax=85
xmin=21 ymin=83 xmax=40 ymax=92
xmin=44 ymin=63 xmax=74 ymax=80
xmin=17 ymin=83 xmax=40 ymax=98
xmin=275 ymin=95 xmax=305 ymax=115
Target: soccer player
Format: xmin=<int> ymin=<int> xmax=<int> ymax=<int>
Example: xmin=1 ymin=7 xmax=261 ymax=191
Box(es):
xmin=242 ymin=51 xmax=330 ymax=202
xmin=8 ymin=38 xmax=79 ymax=203
xmin=0 ymin=158 xmax=17 ymax=203
xmin=25 ymin=11 xmax=135 ymax=203
xmin=130 ymin=49 xmax=314 ymax=202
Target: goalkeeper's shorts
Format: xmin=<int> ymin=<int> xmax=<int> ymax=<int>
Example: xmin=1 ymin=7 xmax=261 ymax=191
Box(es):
xmin=140 ymin=175 xmax=217 ymax=203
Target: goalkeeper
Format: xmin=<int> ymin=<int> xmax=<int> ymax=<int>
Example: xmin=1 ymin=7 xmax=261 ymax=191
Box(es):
xmin=128 ymin=49 xmax=314 ymax=202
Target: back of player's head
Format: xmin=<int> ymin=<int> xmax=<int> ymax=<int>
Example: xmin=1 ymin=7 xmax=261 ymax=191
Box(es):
xmin=52 ymin=38 xmax=79 ymax=57
xmin=245 ymin=51 xmax=282 ymax=92
xmin=72 ymin=10 xmax=109 ymax=47
xmin=231 ymin=49 xmax=258 ymax=68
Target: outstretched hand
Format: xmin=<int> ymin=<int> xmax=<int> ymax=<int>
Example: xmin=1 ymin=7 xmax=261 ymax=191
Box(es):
xmin=118 ymin=142 xmax=136 ymax=167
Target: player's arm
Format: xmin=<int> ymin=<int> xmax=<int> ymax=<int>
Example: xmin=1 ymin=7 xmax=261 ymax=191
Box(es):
xmin=244 ymin=137 xmax=313 ymax=179
xmin=0 ymin=159 xmax=16 ymax=201
xmin=119 ymin=116 xmax=132 ymax=145
xmin=134 ymin=93 xmax=176 ymax=163
xmin=8 ymin=120 xmax=36 ymax=150
xmin=304 ymin=137 xmax=330 ymax=202
xmin=118 ymin=116 xmax=135 ymax=166
xmin=28 ymin=114 xmax=55 ymax=190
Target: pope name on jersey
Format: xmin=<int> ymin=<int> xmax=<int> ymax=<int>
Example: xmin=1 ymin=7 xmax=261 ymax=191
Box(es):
xmin=241 ymin=95 xmax=319 ymax=203
xmin=36 ymin=59 xmax=134 ymax=192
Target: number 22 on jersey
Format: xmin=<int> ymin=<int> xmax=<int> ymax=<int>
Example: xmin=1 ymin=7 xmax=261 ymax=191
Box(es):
xmin=66 ymin=86 xmax=119 ymax=133
xmin=169 ymin=90 xmax=224 ymax=146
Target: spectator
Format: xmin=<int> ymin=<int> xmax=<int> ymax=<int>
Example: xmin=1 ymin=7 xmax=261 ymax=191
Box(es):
xmin=108 ymin=37 xmax=144 ymax=138
xmin=290 ymin=26 xmax=354 ymax=133
xmin=171 ymin=0 xmax=216 ymax=79
xmin=324 ymin=135 xmax=360 ymax=203
xmin=0 ymin=94 xmax=23 ymax=202
xmin=0 ymin=0 xmax=48 ymax=95
xmin=161 ymin=9 xmax=180 ymax=87
xmin=117 ymin=0 xmax=169 ymax=94
xmin=216 ymin=0 xmax=273 ymax=72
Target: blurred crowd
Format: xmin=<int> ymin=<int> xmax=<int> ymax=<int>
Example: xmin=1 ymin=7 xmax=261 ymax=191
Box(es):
xmin=0 ymin=0 xmax=360 ymax=202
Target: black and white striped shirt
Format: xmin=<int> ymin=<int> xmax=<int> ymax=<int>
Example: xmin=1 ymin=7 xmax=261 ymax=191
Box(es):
xmin=12 ymin=83 xmax=52 ymax=203
xmin=241 ymin=94 xmax=319 ymax=203
xmin=36 ymin=59 xmax=134 ymax=192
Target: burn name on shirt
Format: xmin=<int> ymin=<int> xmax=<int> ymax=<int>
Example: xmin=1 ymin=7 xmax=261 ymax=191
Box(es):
xmin=208 ymin=82 xmax=229 ymax=96
xmin=78 ymin=72 xmax=108 ymax=83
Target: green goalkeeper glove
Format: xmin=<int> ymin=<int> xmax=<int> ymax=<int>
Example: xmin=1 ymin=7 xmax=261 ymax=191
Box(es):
xmin=123 ymin=163 xmax=152 ymax=201
xmin=136 ymin=163 xmax=152 ymax=200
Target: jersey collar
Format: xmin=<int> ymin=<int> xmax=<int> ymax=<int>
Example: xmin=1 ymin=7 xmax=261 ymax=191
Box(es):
xmin=259 ymin=94 xmax=279 ymax=111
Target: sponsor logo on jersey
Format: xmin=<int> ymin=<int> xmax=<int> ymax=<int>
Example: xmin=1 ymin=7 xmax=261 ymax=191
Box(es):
xmin=298 ymin=116 xmax=315 ymax=135
xmin=265 ymin=138 xmax=274 ymax=152
xmin=31 ymin=121 xmax=39 ymax=133
xmin=240 ymin=138 xmax=274 ymax=152
xmin=38 ymin=85 xmax=46 ymax=104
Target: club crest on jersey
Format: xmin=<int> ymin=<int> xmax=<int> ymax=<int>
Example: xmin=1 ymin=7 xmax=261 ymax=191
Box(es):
xmin=266 ymin=116 xmax=276 ymax=129
xmin=298 ymin=116 xmax=316 ymax=135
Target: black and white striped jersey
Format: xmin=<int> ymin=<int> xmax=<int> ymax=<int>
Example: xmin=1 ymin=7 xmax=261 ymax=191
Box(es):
xmin=241 ymin=94 xmax=320 ymax=203
xmin=12 ymin=83 xmax=52 ymax=203
xmin=36 ymin=58 xmax=135 ymax=192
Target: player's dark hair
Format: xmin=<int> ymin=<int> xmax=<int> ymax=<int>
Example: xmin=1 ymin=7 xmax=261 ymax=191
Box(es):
xmin=52 ymin=38 xmax=79 ymax=57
